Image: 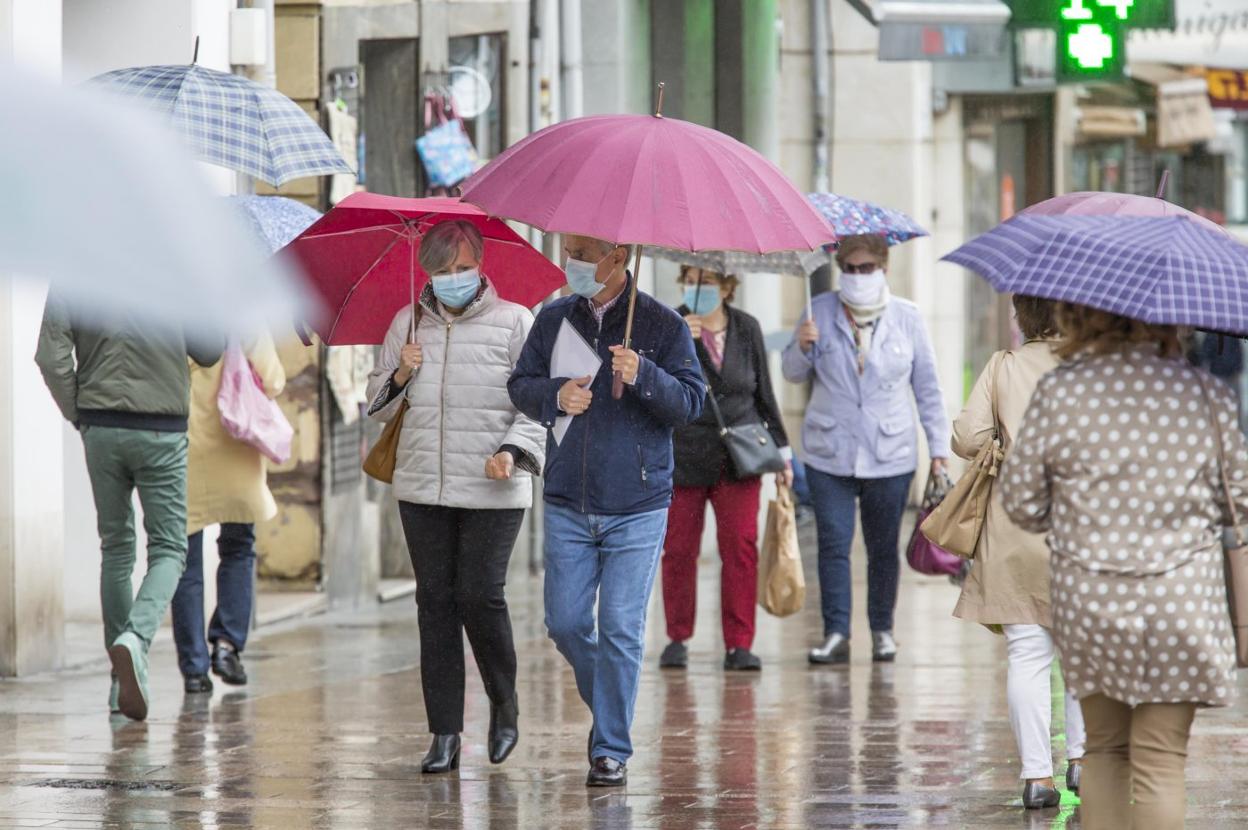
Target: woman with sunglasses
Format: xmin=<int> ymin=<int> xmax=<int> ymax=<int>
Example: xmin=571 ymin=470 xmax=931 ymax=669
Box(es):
xmin=782 ymin=234 xmax=949 ymax=664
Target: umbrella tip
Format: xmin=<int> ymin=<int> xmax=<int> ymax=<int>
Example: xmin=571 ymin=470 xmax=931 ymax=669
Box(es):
xmin=654 ymin=82 xmax=666 ymax=119
xmin=1156 ymin=169 xmax=1170 ymax=199
xmin=192 ymin=35 xmax=200 ymax=66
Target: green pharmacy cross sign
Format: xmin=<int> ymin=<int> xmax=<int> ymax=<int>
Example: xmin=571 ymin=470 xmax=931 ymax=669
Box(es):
xmin=1009 ymin=0 xmax=1175 ymax=82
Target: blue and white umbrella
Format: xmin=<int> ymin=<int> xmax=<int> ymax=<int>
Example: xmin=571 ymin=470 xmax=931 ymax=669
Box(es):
xmin=89 ymin=64 xmax=353 ymax=187
xmin=229 ymin=195 xmax=322 ymax=254
xmin=943 ymin=214 xmax=1248 ymax=336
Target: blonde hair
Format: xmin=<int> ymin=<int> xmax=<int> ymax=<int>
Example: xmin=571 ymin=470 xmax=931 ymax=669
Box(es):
xmin=419 ymin=220 xmax=484 ymax=275
xmin=1055 ymin=302 xmax=1182 ymax=360
xmin=678 ymin=265 xmax=739 ymax=303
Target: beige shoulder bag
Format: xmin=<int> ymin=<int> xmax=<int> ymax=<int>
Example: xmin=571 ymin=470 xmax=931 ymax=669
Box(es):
xmin=1199 ymin=374 xmax=1248 ymax=669
xmin=919 ymin=355 xmax=1005 ymax=559
xmin=363 ymin=304 xmax=422 ymax=483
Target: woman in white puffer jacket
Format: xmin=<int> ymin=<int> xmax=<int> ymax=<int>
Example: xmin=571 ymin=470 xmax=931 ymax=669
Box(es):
xmin=366 ymin=220 xmax=545 ymax=775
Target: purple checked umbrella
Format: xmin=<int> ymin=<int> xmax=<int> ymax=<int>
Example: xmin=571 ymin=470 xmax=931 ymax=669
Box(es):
xmin=943 ymin=214 xmax=1248 ymax=336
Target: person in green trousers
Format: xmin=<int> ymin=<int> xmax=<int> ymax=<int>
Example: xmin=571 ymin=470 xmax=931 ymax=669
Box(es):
xmin=35 ymin=288 xmax=222 ymax=721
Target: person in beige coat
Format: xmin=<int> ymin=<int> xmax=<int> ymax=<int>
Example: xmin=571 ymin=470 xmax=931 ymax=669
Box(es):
xmin=952 ymin=296 xmax=1084 ymax=809
xmin=171 ymin=331 xmax=285 ymax=694
xmin=365 ymin=220 xmax=545 ymax=775
xmin=1001 ymin=303 xmax=1245 ymax=830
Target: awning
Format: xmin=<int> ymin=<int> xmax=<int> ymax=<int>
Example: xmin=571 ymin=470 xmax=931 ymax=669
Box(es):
xmin=1077 ymin=105 xmax=1147 ymax=140
xmin=869 ymin=0 xmax=1012 ymax=61
xmin=1129 ymin=63 xmax=1217 ymax=148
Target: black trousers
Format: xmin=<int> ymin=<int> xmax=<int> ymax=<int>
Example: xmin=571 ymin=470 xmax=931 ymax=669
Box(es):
xmin=398 ymin=502 xmax=525 ymax=735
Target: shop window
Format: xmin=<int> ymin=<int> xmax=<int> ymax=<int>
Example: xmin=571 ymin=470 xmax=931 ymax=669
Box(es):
xmin=448 ymin=33 xmax=506 ymax=161
xmin=1227 ymin=121 xmax=1248 ymax=226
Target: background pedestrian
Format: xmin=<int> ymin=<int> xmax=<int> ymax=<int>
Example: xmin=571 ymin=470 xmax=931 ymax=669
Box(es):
xmin=951 ymin=295 xmax=1084 ymax=808
xmin=660 ymin=265 xmax=792 ymax=672
xmin=782 ymin=233 xmax=949 ymax=664
xmin=171 ymin=331 xmax=286 ymax=694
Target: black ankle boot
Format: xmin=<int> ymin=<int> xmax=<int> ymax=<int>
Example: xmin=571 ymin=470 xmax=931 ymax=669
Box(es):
xmin=421 ymin=734 xmax=461 ymax=774
xmin=488 ymin=695 xmax=519 ymax=764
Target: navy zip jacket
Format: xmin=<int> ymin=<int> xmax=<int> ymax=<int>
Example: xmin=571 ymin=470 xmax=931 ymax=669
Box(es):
xmin=508 ymin=281 xmax=706 ymax=515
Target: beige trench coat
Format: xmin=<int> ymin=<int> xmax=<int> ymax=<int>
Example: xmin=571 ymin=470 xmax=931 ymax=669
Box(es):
xmin=952 ymin=340 xmax=1060 ymax=628
xmin=186 ymin=333 xmax=286 ymax=535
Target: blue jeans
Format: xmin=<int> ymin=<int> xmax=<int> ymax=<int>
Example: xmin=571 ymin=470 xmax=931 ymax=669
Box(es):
xmin=543 ymin=503 xmax=668 ymax=765
xmin=171 ymin=523 xmax=257 ymax=677
xmin=806 ymin=469 xmax=913 ymax=638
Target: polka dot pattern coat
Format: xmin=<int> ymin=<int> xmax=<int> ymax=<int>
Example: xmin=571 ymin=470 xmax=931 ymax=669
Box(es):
xmin=1001 ymin=348 xmax=1244 ymax=708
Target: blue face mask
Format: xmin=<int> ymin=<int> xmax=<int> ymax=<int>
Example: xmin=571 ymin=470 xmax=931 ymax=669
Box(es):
xmin=683 ymin=284 xmax=721 ymax=316
xmin=565 ymin=254 xmax=608 ymax=299
xmin=431 ymin=269 xmax=481 ymax=309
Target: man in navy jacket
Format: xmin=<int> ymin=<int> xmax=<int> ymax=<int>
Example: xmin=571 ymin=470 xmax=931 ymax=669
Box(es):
xmin=509 ymin=235 xmax=704 ymax=787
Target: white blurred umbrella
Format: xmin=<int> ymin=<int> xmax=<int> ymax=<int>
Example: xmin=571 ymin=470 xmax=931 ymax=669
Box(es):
xmin=0 ymin=71 xmax=312 ymax=335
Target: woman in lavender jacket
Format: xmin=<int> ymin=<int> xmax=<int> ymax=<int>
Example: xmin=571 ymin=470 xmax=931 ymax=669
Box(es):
xmin=782 ymin=234 xmax=949 ymax=664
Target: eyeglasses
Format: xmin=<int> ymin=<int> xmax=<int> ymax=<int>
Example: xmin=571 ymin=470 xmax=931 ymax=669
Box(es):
xmin=841 ymin=262 xmax=880 ymax=275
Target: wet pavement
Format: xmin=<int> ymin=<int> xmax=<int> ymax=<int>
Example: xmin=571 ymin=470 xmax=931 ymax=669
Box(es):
xmin=3 ymin=516 xmax=1248 ymax=828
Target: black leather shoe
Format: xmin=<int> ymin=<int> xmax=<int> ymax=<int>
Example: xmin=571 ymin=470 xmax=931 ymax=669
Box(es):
xmin=723 ymin=648 xmax=762 ymax=671
xmin=184 ymin=674 xmax=214 ymax=694
xmin=1066 ymin=761 xmax=1082 ymax=795
xmin=211 ymin=645 xmax=247 ymax=686
xmin=421 ymin=734 xmax=461 ymax=774
xmin=586 ymin=757 xmax=627 ymax=787
xmin=1022 ymin=781 xmax=1061 ymax=809
xmin=488 ymin=695 xmax=519 ymax=764
xmin=659 ymin=641 xmax=687 ymax=669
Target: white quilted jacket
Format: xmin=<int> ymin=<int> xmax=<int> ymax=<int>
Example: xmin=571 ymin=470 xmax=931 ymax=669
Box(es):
xmin=366 ymin=281 xmax=545 ymax=509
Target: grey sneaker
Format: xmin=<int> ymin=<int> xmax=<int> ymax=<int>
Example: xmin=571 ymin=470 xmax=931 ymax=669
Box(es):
xmin=871 ymin=631 xmax=898 ymax=663
xmin=808 ymin=633 xmax=850 ymax=665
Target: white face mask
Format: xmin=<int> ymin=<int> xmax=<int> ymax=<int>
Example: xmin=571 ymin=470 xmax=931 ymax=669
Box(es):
xmin=839 ymin=269 xmax=886 ymax=307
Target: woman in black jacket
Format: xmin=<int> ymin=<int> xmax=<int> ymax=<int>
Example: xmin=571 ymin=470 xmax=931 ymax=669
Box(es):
xmin=659 ymin=266 xmax=793 ymax=671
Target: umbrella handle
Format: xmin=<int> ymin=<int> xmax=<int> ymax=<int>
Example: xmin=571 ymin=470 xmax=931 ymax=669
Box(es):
xmin=612 ymin=245 xmax=645 ymax=400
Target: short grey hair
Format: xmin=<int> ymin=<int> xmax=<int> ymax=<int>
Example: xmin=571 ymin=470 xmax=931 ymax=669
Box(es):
xmin=419 ymin=220 xmax=484 ymax=275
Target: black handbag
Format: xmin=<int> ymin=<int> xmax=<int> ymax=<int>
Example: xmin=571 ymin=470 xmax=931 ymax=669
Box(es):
xmin=703 ymin=389 xmax=786 ymax=478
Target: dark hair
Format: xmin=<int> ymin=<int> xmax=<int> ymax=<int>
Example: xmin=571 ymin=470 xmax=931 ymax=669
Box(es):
xmin=1055 ymin=302 xmax=1182 ymax=360
xmin=1012 ymin=295 xmax=1059 ymax=341
xmin=678 ymin=265 xmax=739 ymax=303
xmin=834 ymin=234 xmax=889 ymax=269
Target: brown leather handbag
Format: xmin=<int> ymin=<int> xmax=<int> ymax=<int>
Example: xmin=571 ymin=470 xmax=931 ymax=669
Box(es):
xmin=363 ymin=305 xmax=421 ymax=484
xmin=1200 ymin=375 xmax=1248 ymax=669
xmin=919 ymin=357 xmax=1004 ymax=559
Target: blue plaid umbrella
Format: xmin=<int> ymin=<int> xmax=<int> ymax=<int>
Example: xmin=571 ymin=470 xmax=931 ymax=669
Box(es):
xmin=229 ymin=195 xmax=322 ymax=253
xmin=90 ymin=64 xmax=353 ymax=187
xmin=943 ymin=214 xmax=1248 ymax=336
xmin=807 ymin=193 xmax=928 ymax=246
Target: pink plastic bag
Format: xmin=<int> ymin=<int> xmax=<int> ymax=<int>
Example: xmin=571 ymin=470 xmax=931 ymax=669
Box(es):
xmin=217 ymin=342 xmax=293 ymax=464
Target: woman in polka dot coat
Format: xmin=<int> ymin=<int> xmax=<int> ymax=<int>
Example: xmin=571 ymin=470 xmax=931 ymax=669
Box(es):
xmin=1001 ymin=304 xmax=1245 ymax=830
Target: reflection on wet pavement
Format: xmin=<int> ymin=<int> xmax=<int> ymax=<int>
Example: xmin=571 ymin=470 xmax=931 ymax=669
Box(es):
xmin=2 ymin=520 xmax=1247 ymax=828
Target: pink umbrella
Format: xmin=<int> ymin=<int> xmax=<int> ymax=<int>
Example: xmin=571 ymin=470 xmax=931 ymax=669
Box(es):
xmin=461 ymin=85 xmax=835 ymax=395
xmin=1020 ymin=190 xmax=1228 ymax=237
xmin=286 ymin=193 xmax=565 ymax=345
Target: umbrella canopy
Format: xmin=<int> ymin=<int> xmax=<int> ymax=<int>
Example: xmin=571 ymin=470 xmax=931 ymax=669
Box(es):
xmin=642 ymin=247 xmax=828 ymax=276
xmin=807 ymin=193 xmax=928 ymax=246
xmin=1020 ymin=191 xmax=1229 ymax=237
xmin=286 ymin=193 xmax=566 ymax=345
xmin=230 ymin=195 xmax=323 ymax=253
xmin=942 ymin=214 xmax=1248 ymax=336
xmin=89 ymin=64 xmax=353 ymax=187
xmin=0 ymin=69 xmax=306 ymax=336
xmin=461 ymin=114 xmax=835 ymax=253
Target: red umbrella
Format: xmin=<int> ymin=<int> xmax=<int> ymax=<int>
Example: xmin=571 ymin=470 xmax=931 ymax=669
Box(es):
xmin=286 ymin=192 xmax=565 ymax=345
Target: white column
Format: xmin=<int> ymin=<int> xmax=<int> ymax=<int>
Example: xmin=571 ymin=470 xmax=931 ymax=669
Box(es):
xmin=0 ymin=0 xmax=65 ymax=677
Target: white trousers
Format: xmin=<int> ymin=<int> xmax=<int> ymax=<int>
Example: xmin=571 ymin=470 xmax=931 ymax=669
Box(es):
xmin=1003 ymin=623 xmax=1087 ymax=780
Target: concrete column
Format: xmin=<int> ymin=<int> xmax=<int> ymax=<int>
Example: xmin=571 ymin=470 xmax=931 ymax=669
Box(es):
xmin=0 ymin=0 xmax=65 ymax=677
xmin=419 ymin=0 xmax=449 ymax=78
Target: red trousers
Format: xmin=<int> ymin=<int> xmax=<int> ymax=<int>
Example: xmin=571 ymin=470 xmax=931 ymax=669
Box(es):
xmin=662 ymin=475 xmax=762 ymax=651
